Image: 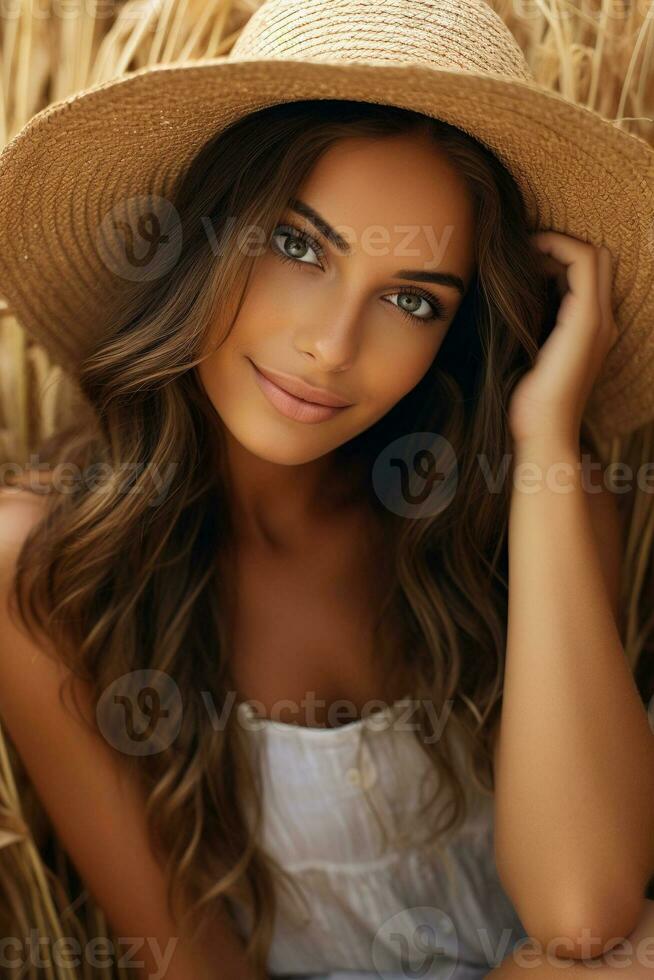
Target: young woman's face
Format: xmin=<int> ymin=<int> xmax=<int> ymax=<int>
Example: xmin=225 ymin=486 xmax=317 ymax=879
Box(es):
xmin=198 ymin=131 xmax=476 ymax=466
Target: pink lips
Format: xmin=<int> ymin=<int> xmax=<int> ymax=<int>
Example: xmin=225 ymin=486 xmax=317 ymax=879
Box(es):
xmin=249 ymin=358 xmax=351 ymax=424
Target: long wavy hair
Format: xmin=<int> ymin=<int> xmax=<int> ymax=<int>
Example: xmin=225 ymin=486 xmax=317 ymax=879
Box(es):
xmin=6 ymin=98 xmax=610 ymax=977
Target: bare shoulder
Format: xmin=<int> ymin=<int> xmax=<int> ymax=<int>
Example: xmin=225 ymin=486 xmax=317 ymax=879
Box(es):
xmin=0 ymin=486 xmax=64 ymax=684
xmin=0 ymin=483 xmax=50 ymax=528
xmin=0 ymin=483 xmax=72 ymax=725
xmin=0 ymin=486 xmax=51 ymax=590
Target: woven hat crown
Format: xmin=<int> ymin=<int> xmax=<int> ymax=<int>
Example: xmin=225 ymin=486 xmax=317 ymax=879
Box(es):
xmin=230 ymin=0 xmax=533 ymax=82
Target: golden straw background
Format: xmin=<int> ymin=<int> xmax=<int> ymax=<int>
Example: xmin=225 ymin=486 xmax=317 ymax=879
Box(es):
xmin=0 ymin=1 xmax=652 ymax=975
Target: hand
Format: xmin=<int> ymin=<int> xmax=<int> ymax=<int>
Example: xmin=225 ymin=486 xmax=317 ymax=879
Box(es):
xmin=506 ymin=231 xmax=619 ymax=451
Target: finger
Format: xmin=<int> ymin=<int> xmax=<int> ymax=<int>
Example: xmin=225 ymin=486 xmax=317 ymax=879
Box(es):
xmin=531 ymin=231 xmax=600 ymax=324
xmin=532 ymin=233 xmax=570 ymax=299
xmin=531 ymin=230 xmax=595 ymax=267
xmin=537 ymin=255 xmax=569 ymax=305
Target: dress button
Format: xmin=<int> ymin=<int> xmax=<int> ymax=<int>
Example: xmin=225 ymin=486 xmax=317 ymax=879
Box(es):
xmin=346 ymin=767 xmax=361 ymax=786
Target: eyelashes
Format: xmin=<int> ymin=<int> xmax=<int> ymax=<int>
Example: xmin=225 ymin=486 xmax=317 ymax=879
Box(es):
xmin=385 ymin=287 xmax=447 ymax=324
xmin=270 ymin=223 xmax=447 ymax=324
xmin=271 ymin=224 xmax=326 ymax=267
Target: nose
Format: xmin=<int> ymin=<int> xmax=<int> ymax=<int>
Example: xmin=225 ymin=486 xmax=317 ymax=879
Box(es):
xmin=293 ymin=301 xmax=362 ymax=372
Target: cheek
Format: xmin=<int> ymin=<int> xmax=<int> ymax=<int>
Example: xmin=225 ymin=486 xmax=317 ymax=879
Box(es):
xmin=367 ymin=330 xmax=445 ymax=408
xmin=200 ymin=253 xmax=277 ymax=357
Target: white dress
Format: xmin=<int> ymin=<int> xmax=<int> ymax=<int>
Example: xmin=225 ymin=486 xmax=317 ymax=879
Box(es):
xmin=227 ymin=695 xmax=529 ymax=980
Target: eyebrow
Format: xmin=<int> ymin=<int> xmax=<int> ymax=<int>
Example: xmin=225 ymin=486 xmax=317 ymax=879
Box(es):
xmin=288 ymin=197 xmax=466 ymax=297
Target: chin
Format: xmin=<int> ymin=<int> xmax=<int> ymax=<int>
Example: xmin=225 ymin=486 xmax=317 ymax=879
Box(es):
xmin=226 ymin=419 xmax=342 ymax=466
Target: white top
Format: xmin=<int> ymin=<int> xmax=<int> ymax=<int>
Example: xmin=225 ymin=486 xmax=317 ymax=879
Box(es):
xmin=228 ymin=696 xmax=528 ymax=980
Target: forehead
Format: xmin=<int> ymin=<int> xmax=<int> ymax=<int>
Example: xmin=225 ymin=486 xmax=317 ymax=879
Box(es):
xmin=293 ymin=132 xmax=475 ymax=276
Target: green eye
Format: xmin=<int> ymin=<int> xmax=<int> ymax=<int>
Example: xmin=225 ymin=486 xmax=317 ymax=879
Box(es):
xmin=271 ymin=224 xmax=324 ymax=267
xmin=385 ymin=290 xmax=446 ymax=323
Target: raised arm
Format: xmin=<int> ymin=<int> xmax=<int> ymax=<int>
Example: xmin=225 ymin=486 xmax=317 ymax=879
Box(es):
xmin=493 ymin=232 xmax=654 ymax=957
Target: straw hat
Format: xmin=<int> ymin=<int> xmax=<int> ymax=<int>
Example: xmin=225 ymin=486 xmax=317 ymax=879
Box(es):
xmin=0 ymin=0 xmax=652 ymax=440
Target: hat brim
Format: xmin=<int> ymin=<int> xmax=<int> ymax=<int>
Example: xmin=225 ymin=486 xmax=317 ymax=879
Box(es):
xmin=0 ymin=57 xmax=652 ymax=439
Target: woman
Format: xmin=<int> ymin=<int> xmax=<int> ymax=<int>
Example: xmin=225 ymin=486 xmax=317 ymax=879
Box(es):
xmin=0 ymin=1 xmax=653 ymax=979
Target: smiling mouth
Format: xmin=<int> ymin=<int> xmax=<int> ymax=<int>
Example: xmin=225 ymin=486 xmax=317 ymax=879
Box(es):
xmin=248 ymin=358 xmax=351 ymax=424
